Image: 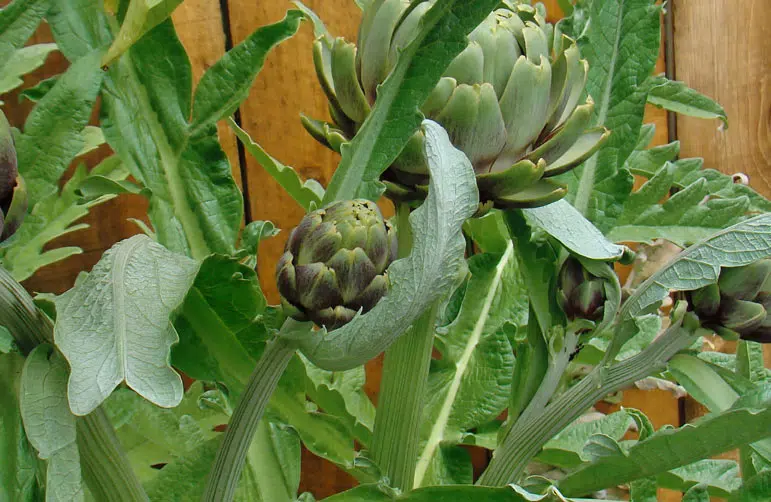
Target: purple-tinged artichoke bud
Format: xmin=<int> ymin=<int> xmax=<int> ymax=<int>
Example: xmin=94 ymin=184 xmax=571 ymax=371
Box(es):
xmin=557 ymin=257 xmax=606 ymax=322
xmin=687 ymin=259 xmax=771 ymax=343
xmin=276 ymin=199 xmax=396 ymax=330
xmin=0 ymin=110 xmax=24 ymax=241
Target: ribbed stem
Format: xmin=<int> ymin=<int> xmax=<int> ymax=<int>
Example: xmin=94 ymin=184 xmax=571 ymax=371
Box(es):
xmin=77 ymin=409 xmax=148 ymax=502
xmin=478 ymin=321 xmax=697 ymax=486
xmin=0 ymin=267 xmax=147 ymax=500
xmin=370 ymin=301 xmax=440 ymax=492
xmin=202 ymin=336 xmax=296 ymax=502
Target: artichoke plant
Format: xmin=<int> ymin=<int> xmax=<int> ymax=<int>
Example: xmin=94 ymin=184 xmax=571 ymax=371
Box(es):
xmin=303 ymin=0 xmax=609 ymax=208
xmin=0 ymin=110 xmax=26 ymax=242
xmin=557 ymin=256 xmax=608 ymax=322
xmin=276 ymin=199 xmax=397 ymax=330
xmin=688 ymin=260 xmax=771 ymax=343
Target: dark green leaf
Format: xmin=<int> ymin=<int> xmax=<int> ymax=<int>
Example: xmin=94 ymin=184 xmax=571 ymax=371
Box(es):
xmin=0 ymin=0 xmax=50 ymax=67
xmin=16 ymin=50 xmax=104 ymax=206
xmin=18 ymin=74 xmax=59 ymax=103
xmin=646 ymin=76 xmax=728 ymax=128
xmin=730 ymin=470 xmax=771 ymax=502
xmin=191 ymin=11 xmax=304 ymax=132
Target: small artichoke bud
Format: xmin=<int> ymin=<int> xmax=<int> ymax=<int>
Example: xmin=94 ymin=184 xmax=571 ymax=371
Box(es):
xmin=687 ymin=259 xmax=771 ymax=343
xmin=557 ymin=257 xmax=606 ymax=322
xmin=276 ymin=199 xmax=396 ymax=330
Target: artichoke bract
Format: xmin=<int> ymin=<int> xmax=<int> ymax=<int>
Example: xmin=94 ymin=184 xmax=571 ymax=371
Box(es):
xmin=687 ymin=260 xmax=771 ymax=343
xmin=276 ymin=199 xmax=397 ymax=330
xmin=303 ymin=0 xmax=609 ymax=208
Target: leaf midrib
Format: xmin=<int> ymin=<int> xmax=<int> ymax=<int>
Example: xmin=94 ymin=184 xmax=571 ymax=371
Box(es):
xmin=572 ymin=0 xmax=625 ymax=216
xmin=112 ymin=236 xmax=143 ymax=385
xmin=413 ymin=241 xmax=514 ymax=487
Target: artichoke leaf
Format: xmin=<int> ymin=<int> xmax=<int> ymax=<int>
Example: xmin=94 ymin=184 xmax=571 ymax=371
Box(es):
xmin=283 ymin=120 xmax=478 ymax=370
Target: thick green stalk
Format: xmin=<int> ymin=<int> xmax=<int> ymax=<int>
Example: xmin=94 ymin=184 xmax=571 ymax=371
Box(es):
xmin=370 ymin=302 xmax=440 ymax=492
xmin=478 ymin=320 xmax=698 ymax=486
xmin=0 ymin=267 xmax=147 ymax=501
xmin=202 ymin=336 xmax=297 ymax=502
xmin=77 ymin=409 xmax=148 ymax=502
xmin=369 ymin=202 xmax=435 ymax=492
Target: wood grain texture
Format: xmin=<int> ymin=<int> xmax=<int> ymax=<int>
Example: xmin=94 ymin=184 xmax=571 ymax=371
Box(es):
xmin=227 ymin=0 xmax=361 ymax=302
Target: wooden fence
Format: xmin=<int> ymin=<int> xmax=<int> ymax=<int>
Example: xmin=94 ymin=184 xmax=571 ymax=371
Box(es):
xmin=4 ymin=0 xmax=770 ymax=499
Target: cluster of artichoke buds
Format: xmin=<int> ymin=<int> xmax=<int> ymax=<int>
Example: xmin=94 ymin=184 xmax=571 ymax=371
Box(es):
xmin=0 ymin=111 xmax=26 ymax=242
xmin=687 ymin=260 xmax=771 ymax=343
xmin=557 ymin=257 xmax=607 ymax=322
xmin=303 ymin=0 xmax=609 ymax=209
xmin=276 ymin=199 xmax=397 ymax=330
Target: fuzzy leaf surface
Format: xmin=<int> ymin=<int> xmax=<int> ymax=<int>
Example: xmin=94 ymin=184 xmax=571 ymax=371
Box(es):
xmin=54 ymin=235 xmax=198 ymax=415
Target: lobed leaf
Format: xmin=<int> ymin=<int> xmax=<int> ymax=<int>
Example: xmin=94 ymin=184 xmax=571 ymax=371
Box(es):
xmin=0 ymin=43 xmax=58 ymax=96
xmin=102 ymin=0 xmax=184 ymax=66
xmin=0 ymin=0 xmax=50 ymax=68
xmin=54 ymin=235 xmax=199 ymax=415
xmin=537 ymin=411 xmax=633 ymax=468
xmin=657 ymin=459 xmax=742 ymax=499
xmin=285 ymin=120 xmax=479 ymax=370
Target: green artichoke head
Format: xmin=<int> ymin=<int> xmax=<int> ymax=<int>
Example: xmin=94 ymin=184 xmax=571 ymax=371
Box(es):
xmin=303 ymin=0 xmax=610 ymax=209
xmin=276 ymin=199 xmax=397 ymax=330
xmin=687 ymin=259 xmax=771 ymax=343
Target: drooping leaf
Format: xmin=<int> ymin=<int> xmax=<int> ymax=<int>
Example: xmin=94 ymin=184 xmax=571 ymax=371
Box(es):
xmin=191 ymin=11 xmax=304 ymax=132
xmin=53 ymin=235 xmax=199 ymax=415
xmin=0 ymin=159 xmax=130 ymax=282
xmin=523 ymin=200 xmax=626 ymax=260
xmin=15 ymin=50 xmax=104 ymax=206
xmin=102 ymin=0 xmax=184 ymax=66
xmin=0 ymin=0 xmax=50 ymax=68
xmin=19 ymin=345 xmax=84 ymax=501
xmin=657 ymin=459 xmax=742 ymax=498
xmin=287 ymin=120 xmax=479 ymax=370
xmin=322 ymin=0 xmax=500 ymax=202
xmin=0 ymin=353 xmax=39 ymax=502
xmin=415 ymin=245 xmax=526 ymax=487
xmin=621 ymin=213 xmax=771 ymax=321
xmin=646 ymin=75 xmax=728 ymax=128
xmin=229 ymin=118 xmax=324 ymax=211
xmin=0 ymin=43 xmax=58 ymax=96
xmin=561 ymin=0 xmax=661 ymax=227
xmin=558 ymin=387 xmax=771 ymax=496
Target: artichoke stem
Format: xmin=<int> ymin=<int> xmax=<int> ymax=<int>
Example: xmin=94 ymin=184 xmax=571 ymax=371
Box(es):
xmin=370 ymin=301 xmax=440 ymax=492
xmin=202 ymin=334 xmax=297 ymax=502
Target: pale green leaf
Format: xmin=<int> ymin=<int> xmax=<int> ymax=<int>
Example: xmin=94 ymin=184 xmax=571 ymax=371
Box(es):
xmin=523 ymin=200 xmax=626 ymax=260
xmin=682 ymin=484 xmax=710 ymax=502
xmin=191 ymin=11 xmax=304 ymax=132
xmin=102 ymin=0 xmax=184 ymax=66
xmin=19 ymin=345 xmax=84 ymax=501
xmin=54 ymin=235 xmax=199 ymax=415
xmin=646 ymin=76 xmax=728 ymax=128
xmin=75 ymin=125 xmax=105 ymax=157
xmin=229 ymin=118 xmax=323 ymax=211
xmin=0 ymin=43 xmax=57 ymax=95
xmin=286 ymin=120 xmax=479 ymax=370
xmin=668 ymin=354 xmax=739 ymax=412
xmin=621 ymin=214 xmax=771 ymax=321
xmin=415 ymin=244 xmax=525 ymax=487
